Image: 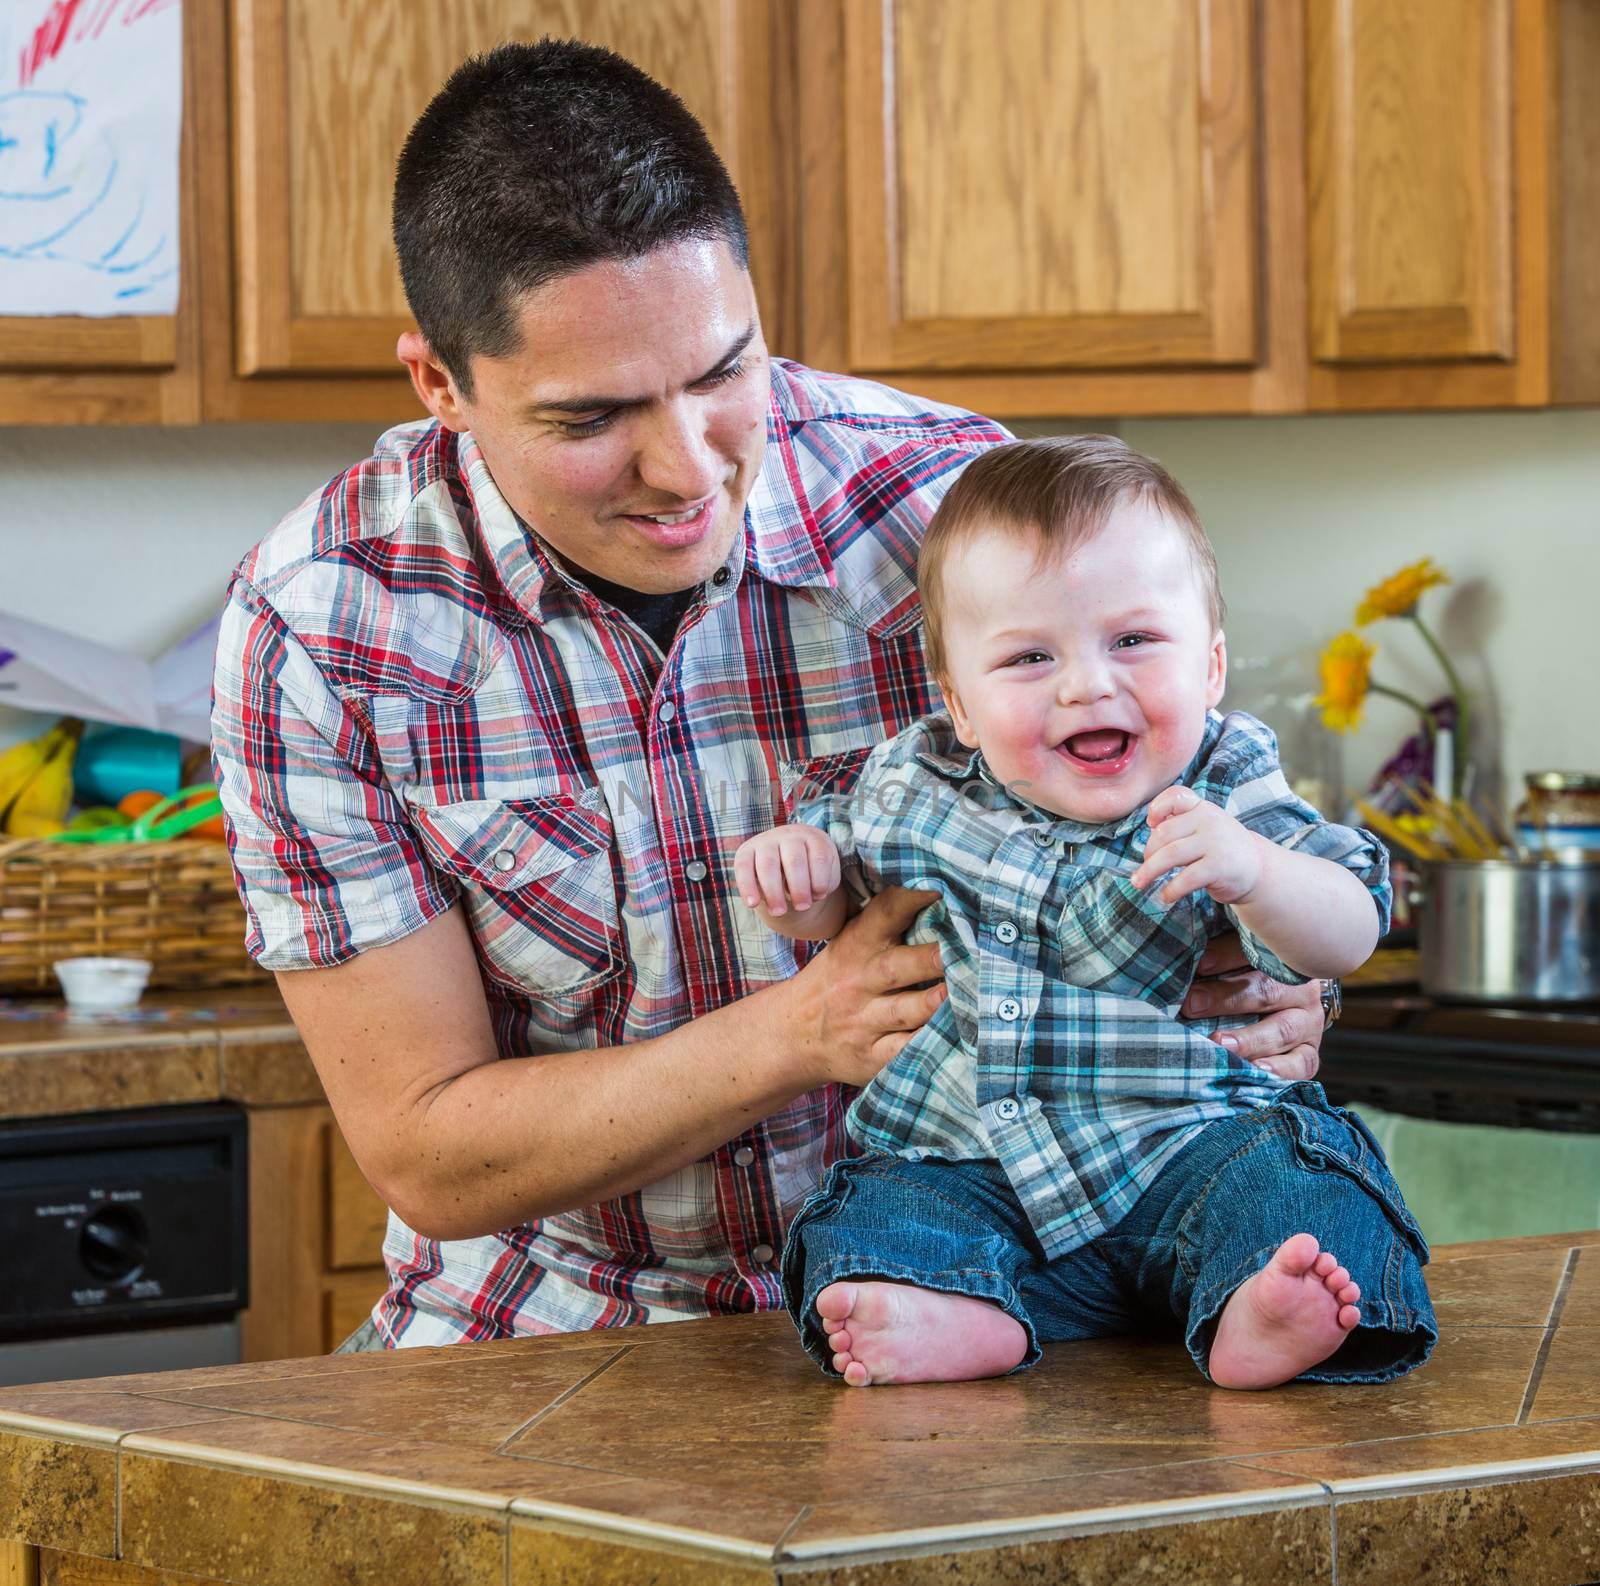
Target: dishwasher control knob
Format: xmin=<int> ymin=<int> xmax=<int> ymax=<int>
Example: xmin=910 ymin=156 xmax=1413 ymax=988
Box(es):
xmin=79 ymin=1203 xmax=148 ymax=1284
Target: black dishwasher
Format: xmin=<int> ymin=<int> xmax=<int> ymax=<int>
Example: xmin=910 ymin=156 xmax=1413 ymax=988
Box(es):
xmin=0 ymin=1103 xmax=248 ymax=1387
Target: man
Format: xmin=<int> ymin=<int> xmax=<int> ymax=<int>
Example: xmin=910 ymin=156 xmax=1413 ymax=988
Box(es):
xmin=212 ymin=40 xmax=1330 ymax=1348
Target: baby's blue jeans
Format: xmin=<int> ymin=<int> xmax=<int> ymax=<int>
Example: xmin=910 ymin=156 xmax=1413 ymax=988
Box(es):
xmin=781 ymin=1085 xmax=1436 ymax=1385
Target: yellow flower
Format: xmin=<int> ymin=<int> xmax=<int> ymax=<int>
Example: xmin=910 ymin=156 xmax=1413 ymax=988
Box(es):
xmin=1356 ymin=558 xmax=1450 ymax=625
xmin=1315 ymin=631 xmax=1376 ymax=733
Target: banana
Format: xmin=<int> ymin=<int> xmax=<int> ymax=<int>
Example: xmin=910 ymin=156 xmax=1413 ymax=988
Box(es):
xmin=0 ymin=721 xmax=68 ymax=831
xmin=2 ymin=719 xmax=84 ymax=839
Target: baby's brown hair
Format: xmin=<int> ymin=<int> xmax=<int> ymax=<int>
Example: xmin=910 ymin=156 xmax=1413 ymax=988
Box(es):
xmin=919 ymin=435 xmax=1224 ymax=684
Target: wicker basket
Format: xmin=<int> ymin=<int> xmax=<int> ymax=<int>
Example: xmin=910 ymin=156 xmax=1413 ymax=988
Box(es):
xmin=0 ymin=837 xmax=265 ymax=994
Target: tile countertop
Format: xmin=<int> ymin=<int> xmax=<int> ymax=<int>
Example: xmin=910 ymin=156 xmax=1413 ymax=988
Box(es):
xmin=0 ymin=985 xmax=321 ymax=1117
xmin=2 ymin=1232 xmax=1600 ymax=1584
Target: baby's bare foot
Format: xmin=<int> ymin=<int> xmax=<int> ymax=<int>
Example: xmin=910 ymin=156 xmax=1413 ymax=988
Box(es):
xmin=1209 ymin=1233 xmax=1362 ymax=1390
xmin=815 ymin=1280 xmax=1028 ymax=1387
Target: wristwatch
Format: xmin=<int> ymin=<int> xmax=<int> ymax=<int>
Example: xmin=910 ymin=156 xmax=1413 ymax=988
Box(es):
xmin=1319 ymin=978 xmax=1342 ymax=1030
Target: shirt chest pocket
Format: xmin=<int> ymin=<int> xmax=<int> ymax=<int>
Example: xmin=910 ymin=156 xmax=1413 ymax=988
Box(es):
xmin=410 ymin=791 xmax=622 ymax=995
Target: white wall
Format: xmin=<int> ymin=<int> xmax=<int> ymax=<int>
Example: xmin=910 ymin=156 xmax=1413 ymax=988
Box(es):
xmin=3 ymin=409 xmax=1598 ymax=810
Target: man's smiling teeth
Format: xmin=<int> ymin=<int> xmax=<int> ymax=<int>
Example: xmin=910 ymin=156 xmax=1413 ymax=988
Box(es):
xmin=638 ymin=504 xmax=704 ymax=525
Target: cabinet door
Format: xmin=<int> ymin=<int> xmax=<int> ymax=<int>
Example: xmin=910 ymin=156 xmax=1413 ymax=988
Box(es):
xmin=1307 ymin=0 xmax=1513 ymax=365
xmin=230 ymin=0 xmax=793 ymax=379
xmin=0 ymin=0 xmax=201 ymax=425
xmin=841 ymin=0 xmax=1258 ymax=373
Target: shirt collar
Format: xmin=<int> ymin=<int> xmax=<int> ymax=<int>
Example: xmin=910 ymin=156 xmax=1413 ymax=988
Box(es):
xmin=908 ymin=711 xmax=1228 ymax=843
xmin=451 ymin=378 xmax=835 ymax=626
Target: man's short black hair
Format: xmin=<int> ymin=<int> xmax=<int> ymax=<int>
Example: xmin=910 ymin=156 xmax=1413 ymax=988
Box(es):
xmin=393 ymin=39 xmax=749 ymax=397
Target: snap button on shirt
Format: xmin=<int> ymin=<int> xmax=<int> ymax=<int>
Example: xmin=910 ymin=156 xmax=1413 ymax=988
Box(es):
xmin=751 ymin=1243 xmax=775 ymax=1264
xmin=684 ymin=860 xmax=709 ymax=882
xmin=1032 ymin=828 xmax=1054 ymax=848
xmin=732 ymin=1146 xmax=755 ymax=1167
xmin=994 ymin=920 xmax=1019 ymax=945
xmin=711 ymin=566 xmax=731 ymax=586
xmin=997 ymin=997 xmax=1022 ymax=1022
xmin=657 ymin=700 xmax=677 ymax=723
xmin=994 ymin=1097 xmax=1021 ymax=1121
xmin=491 ymin=849 xmax=516 ymax=873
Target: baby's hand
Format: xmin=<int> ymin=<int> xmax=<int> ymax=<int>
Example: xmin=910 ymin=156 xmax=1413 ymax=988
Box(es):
xmin=734 ymin=823 xmax=843 ymax=916
xmin=1130 ymin=786 xmax=1266 ymax=906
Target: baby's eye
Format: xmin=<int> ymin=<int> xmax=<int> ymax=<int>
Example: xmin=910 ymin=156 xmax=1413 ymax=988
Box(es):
xmin=1114 ymin=633 xmax=1154 ymax=650
xmin=1007 ymin=650 xmax=1051 ymax=667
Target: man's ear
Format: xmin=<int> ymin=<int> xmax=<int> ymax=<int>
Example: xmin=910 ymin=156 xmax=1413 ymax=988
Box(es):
xmin=941 ymin=681 xmax=980 ymax=748
xmin=1206 ymin=631 xmax=1228 ymax=710
xmin=396 ymin=331 xmax=470 ymax=432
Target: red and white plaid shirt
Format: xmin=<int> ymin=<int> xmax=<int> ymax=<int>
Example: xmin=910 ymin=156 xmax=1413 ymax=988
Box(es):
xmin=212 ymin=360 xmax=1007 ymax=1345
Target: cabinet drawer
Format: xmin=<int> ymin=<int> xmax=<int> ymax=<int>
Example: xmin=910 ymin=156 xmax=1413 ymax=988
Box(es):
xmin=324 ymin=1125 xmax=389 ymax=1271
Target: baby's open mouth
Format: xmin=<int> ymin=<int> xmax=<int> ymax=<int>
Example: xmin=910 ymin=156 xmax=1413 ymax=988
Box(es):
xmin=1060 ymin=730 xmax=1134 ymax=767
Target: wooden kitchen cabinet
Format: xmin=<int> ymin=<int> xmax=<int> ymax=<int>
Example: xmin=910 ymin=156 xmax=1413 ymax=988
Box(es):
xmin=798 ymin=0 xmax=1600 ymax=416
xmin=211 ymin=0 xmax=796 ymax=416
xmin=1305 ymin=0 xmax=1600 ymax=410
xmin=0 ymin=2 xmax=203 ymax=425
xmin=240 ymin=1102 xmax=388 ymax=1360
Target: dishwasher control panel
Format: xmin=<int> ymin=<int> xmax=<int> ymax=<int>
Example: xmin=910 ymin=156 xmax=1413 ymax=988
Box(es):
xmin=0 ymin=1104 xmax=248 ymax=1339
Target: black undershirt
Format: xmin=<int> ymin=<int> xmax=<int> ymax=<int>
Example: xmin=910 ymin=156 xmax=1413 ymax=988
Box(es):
xmin=576 ymin=568 xmax=699 ymax=657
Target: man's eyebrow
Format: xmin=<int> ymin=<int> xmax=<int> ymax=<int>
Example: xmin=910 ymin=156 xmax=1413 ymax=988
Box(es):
xmin=529 ymin=325 xmax=757 ymax=417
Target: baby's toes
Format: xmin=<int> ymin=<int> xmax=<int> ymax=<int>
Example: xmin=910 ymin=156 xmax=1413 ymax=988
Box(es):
xmin=842 ymin=1360 xmax=871 ymax=1388
xmin=821 ymin=1316 xmax=845 ymax=1337
xmin=1322 ymin=1264 xmax=1351 ymax=1295
xmin=1311 ymin=1251 xmax=1338 ymax=1279
xmin=1335 ymin=1280 xmax=1360 ymax=1307
xmin=1337 ymin=1302 xmax=1361 ymax=1331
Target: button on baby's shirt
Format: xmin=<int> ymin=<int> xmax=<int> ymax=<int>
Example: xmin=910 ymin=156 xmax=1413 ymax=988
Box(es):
xmin=994 ymin=1098 xmax=1021 ymax=1121
xmin=996 ymin=997 xmax=1021 ymax=1022
xmin=733 ymin=1146 xmax=755 ymax=1167
xmin=492 ymin=849 xmax=516 ymax=874
xmin=684 ymin=859 xmax=709 ymax=882
xmin=657 ymin=700 xmax=677 ymax=723
xmin=751 ymin=1243 xmax=775 ymax=1264
xmin=994 ymin=921 xmax=1019 ymax=945
xmin=1032 ymin=828 xmax=1054 ymax=849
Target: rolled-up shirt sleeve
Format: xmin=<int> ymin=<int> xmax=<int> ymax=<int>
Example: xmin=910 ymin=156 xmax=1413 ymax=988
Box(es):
xmin=211 ymin=575 xmax=456 ymax=970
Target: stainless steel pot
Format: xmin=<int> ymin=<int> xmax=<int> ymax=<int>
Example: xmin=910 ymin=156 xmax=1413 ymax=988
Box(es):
xmin=1417 ymin=858 xmax=1600 ymax=1003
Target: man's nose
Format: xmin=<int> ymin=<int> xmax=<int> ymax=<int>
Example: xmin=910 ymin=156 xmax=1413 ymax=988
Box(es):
xmin=636 ymin=400 xmax=722 ymax=503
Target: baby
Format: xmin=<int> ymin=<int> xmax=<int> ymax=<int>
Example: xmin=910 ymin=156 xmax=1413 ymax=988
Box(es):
xmin=736 ymin=436 xmax=1434 ymax=1391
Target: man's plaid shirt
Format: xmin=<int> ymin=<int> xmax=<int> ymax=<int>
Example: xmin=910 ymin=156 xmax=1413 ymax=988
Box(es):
xmin=211 ymin=360 xmax=1007 ymax=1345
xmin=793 ymin=710 xmax=1391 ymax=1259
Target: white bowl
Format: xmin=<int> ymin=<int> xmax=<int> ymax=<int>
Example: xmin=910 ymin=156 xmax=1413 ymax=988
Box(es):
xmin=52 ymin=956 xmax=153 ymax=1018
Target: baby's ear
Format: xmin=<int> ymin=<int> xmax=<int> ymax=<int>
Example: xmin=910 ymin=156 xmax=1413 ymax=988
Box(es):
xmin=940 ymin=681 xmax=980 ymax=748
xmin=1206 ymin=630 xmax=1227 ymax=709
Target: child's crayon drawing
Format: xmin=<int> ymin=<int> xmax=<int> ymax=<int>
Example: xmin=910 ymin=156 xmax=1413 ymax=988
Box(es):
xmin=0 ymin=0 xmax=181 ymax=316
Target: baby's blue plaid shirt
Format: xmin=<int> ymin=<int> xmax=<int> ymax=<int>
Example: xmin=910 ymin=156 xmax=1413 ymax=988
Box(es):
xmin=790 ymin=709 xmax=1391 ymax=1260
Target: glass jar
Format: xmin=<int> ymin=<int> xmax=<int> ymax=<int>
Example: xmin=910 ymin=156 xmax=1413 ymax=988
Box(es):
xmin=1514 ymin=771 xmax=1600 ymax=859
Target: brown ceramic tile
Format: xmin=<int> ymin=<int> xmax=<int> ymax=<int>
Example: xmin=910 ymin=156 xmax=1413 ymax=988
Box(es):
xmin=1557 ymin=1244 xmax=1600 ymax=1326
xmin=0 ymin=1425 xmax=115 ymax=1556
xmin=1428 ymin=1248 xmax=1572 ymax=1326
xmin=509 ymin=1470 xmax=804 ymax=1553
xmin=1335 ymin=1469 xmax=1600 ymax=1586
xmin=0 ymin=1389 xmax=245 ymax=1440
xmin=505 ymin=1431 xmax=1294 ymax=1512
xmin=0 ymin=1040 xmax=218 ymax=1119
xmin=1432 ymin=1231 xmax=1600 ymax=1263
xmin=511 ymin=1525 xmax=775 ymax=1585
xmin=518 ymin=1321 xmax=1545 ymax=1481
xmin=786 ymin=1485 xmax=1331 ymax=1583
xmin=780 ymin=1460 xmax=1323 ymax=1558
xmin=1245 ymin=1416 xmax=1600 ymax=1488
xmin=129 ymin=1340 xmax=634 ymax=1450
xmin=218 ymin=1031 xmax=322 ymax=1104
xmin=1522 ymin=1325 xmax=1600 ymax=1421
xmin=120 ymin=1447 xmax=506 ymax=1586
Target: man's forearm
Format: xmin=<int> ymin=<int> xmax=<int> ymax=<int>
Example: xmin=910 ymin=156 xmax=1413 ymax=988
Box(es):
xmin=385 ymin=978 xmax=818 ymax=1239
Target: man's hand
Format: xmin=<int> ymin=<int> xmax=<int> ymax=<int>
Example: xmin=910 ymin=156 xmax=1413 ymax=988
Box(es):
xmin=1132 ymin=786 xmax=1270 ymax=906
xmin=1180 ymin=934 xmax=1325 ymax=1082
xmin=781 ymin=886 xmax=947 ymax=1088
